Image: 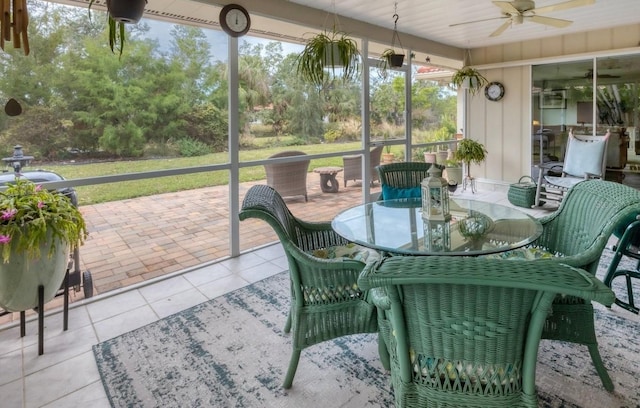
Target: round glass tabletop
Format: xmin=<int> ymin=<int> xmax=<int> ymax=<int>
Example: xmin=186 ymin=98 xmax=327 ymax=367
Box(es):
xmin=331 ymin=198 xmax=543 ymax=256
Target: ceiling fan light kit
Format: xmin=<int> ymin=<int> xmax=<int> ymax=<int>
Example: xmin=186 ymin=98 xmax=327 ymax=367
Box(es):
xmin=450 ymin=0 xmax=595 ymax=38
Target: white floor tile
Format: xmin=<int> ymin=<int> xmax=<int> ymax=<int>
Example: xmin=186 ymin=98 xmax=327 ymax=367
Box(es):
xmin=24 ymin=351 xmax=100 ymax=408
xmin=23 ymin=325 xmax=98 ymax=375
xmin=183 ymin=262 xmax=232 ymax=287
xmin=0 ymin=349 xmax=23 ymax=386
xmin=41 ymin=381 xmax=110 ymax=408
xmin=150 ymin=287 xmax=209 ymax=318
xmin=198 ymin=274 xmax=250 ymax=300
xmin=0 ymin=378 xmax=23 ymax=408
xmin=86 ymin=289 xmax=148 ymax=323
xmin=138 ymin=275 xmax=195 ymax=304
xmin=93 ymin=305 xmax=158 ymax=342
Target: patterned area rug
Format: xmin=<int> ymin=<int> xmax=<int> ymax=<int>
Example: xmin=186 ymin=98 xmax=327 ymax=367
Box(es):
xmin=94 ymin=248 xmax=640 ymax=408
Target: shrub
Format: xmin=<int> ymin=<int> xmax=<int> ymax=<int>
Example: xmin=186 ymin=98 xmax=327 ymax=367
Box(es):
xmin=176 ymin=138 xmax=212 ymax=157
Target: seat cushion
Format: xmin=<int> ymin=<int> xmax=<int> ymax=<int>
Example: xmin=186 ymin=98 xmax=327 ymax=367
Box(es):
xmin=543 ymin=176 xmax=583 ymax=190
xmin=381 ymin=185 xmax=421 ymax=200
xmin=311 ymin=243 xmax=380 ymax=263
xmin=483 ymin=245 xmax=564 ymax=260
xmin=563 ymin=136 xmax=607 ymax=177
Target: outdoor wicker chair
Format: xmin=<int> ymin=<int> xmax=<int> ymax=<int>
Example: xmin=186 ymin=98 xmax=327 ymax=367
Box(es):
xmin=264 ymin=150 xmax=310 ymax=202
xmin=501 ymin=179 xmax=640 ymax=391
xmin=239 ymin=184 xmax=378 ymax=388
xmin=358 ymin=256 xmax=614 ymax=408
xmin=342 ymin=145 xmax=383 ymax=187
xmin=376 ymin=161 xmax=445 ymax=200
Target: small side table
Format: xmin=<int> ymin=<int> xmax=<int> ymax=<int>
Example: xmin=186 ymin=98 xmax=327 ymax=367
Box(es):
xmin=313 ymin=166 xmax=343 ymax=193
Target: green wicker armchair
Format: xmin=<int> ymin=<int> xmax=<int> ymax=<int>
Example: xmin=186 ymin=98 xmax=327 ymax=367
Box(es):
xmin=358 ymin=256 xmax=614 ymax=408
xmin=519 ymin=179 xmax=640 ymax=391
xmin=375 ymin=162 xmax=445 ymax=201
xmin=239 ymin=184 xmax=378 ymax=388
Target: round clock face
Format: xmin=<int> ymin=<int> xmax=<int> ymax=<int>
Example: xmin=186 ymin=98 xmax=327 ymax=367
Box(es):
xmin=220 ymin=4 xmax=251 ymax=37
xmin=485 ymin=82 xmax=505 ymax=101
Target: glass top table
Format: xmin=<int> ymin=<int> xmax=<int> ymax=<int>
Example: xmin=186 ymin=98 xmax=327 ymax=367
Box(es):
xmin=331 ymin=198 xmax=543 ymax=256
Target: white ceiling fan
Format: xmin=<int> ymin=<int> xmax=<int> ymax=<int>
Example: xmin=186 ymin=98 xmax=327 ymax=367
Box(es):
xmin=450 ymin=0 xmax=595 ymax=37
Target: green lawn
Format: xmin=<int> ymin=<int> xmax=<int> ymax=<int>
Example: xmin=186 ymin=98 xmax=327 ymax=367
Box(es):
xmin=38 ymin=142 xmax=363 ymax=205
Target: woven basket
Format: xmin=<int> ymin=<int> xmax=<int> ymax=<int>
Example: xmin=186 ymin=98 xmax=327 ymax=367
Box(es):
xmin=508 ymin=176 xmax=537 ymax=208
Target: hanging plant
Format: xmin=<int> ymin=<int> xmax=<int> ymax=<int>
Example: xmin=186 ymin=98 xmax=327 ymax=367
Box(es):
xmin=89 ymin=0 xmax=147 ymax=58
xmin=0 ymin=0 xmax=30 ymax=55
xmin=451 ymin=66 xmax=488 ymax=96
xmin=295 ymin=6 xmax=360 ymax=87
xmin=377 ymin=7 xmax=406 ymax=77
xmin=295 ymin=29 xmax=360 ymax=86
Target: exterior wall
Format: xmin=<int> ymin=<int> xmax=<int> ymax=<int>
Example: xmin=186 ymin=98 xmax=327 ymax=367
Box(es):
xmin=460 ymin=23 xmax=640 ymax=184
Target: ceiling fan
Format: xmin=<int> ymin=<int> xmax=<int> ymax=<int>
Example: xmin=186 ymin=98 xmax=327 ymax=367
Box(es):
xmin=450 ymin=0 xmax=595 ymax=37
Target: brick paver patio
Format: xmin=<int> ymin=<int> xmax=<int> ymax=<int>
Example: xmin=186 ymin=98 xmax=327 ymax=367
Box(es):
xmin=0 ymin=174 xmax=379 ymax=325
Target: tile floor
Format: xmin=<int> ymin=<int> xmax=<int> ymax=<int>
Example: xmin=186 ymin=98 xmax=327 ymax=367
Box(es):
xmin=0 ymin=188 xmax=552 ymax=408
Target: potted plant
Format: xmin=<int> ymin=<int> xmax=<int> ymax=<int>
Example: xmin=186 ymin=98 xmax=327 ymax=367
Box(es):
xmin=444 ymin=158 xmax=463 ymax=187
xmin=295 ymin=29 xmax=360 ymax=86
xmin=382 ymin=144 xmax=395 ymax=163
xmin=0 ymin=179 xmax=87 ymax=312
xmin=451 ymin=67 xmax=488 ymax=96
xmin=454 ymin=139 xmax=487 ymax=193
xmin=378 ymin=48 xmax=405 ymax=76
xmin=89 ymin=0 xmax=147 ymax=57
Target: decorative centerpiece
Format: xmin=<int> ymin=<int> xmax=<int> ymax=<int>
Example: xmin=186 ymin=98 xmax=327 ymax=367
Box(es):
xmin=458 ymin=211 xmax=493 ymax=241
xmin=421 ymin=166 xmax=451 ymax=221
xmin=0 ymin=179 xmax=87 ymax=312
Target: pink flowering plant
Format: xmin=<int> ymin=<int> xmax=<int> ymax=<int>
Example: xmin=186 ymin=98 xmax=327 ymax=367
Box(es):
xmin=0 ymin=179 xmax=87 ymax=263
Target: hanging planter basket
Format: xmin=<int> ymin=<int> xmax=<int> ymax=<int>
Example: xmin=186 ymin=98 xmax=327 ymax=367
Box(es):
xmin=388 ymin=53 xmax=405 ymax=68
xmin=107 ymin=0 xmax=146 ymax=24
xmin=0 ymin=238 xmax=69 ymax=312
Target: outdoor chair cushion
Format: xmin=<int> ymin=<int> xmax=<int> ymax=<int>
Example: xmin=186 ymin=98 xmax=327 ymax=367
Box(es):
xmin=484 ymin=245 xmax=564 ymax=260
xmin=310 ymin=243 xmax=380 ymax=263
xmin=381 ymin=185 xmax=421 ymax=200
xmin=563 ymin=136 xmax=607 ymax=177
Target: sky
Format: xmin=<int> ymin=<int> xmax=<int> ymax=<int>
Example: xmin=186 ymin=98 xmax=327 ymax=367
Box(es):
xmin=144 ymin=19 xmax=303 ymax=63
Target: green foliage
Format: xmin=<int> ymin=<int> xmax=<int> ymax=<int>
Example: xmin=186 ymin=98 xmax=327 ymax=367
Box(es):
xmin=99 ymin=122 xmax=145 ymax=157
xmin=176 ymin=138 xmax=212 ymax=157
xmin=451 ymin=67 xmax=488 ymax=96
xmin=295 ymin=31 xmax=360 ymax=86
xmin=454 ymin=139 xmax=487 ymax=165
xmin=0 ymin=179 xmax=87 ymax=262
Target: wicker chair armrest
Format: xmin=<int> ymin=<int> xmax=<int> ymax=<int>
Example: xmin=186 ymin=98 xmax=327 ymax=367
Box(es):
xmin=368 ymin=287 xmax=391 ymax=310
xmin=358 ymin=257 xmax=614 ymax=306
xmin=342 ymin=154 xmax=362 ymax=161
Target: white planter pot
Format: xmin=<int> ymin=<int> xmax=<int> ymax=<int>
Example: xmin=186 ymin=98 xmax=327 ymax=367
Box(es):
xmin=424 ymin=153 xmax=437 ymax=164
xmin=444 ymin=167 xmax=463 ymax=185
xmin=0 ymin=239 xmax=69 ymax=312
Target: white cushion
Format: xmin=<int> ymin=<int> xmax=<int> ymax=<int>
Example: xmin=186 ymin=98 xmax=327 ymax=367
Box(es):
xmin=543 ymin=176 xmax=583 ymax=189
xmin=563 ymin=136 xmax=607 ymax=177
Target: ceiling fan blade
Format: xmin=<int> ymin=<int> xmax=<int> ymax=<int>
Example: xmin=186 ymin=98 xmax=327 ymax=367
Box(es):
xmin=492 ymin=1 xmax=520 ymax=15
xmin=528 ymin=15 xmax=573 ymax=28
xmin=449 ymin=16 xmax=508 ymax=28
xmin=489 ymin=19 xmax=512 ymax=37
xmin=532 ymin=0 xmax=595 ymax=15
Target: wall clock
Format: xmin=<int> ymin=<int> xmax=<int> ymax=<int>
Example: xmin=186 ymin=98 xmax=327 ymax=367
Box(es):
xmin=485 ymin=81 xmax=505 ymax=101
xmin=219 ymin=4 xmax=251 ymax=38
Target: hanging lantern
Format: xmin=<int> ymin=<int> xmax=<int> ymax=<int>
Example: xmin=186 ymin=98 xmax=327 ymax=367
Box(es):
xmin=421 ymin=166 xmax=451 ymax=221
xmin=423 ymin=219 xmax=451 ymax=252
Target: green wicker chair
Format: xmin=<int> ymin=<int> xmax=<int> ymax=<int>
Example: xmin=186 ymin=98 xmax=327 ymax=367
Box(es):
xmin=239 ymin=184 xmax=378 ymax=388
xmin=514 ymin=179 xmax=640 ymax=391
xmin=358 ymin=256 xmax=614 ymax=408
xmin=375 ymin=162 xmax=445 ymax=200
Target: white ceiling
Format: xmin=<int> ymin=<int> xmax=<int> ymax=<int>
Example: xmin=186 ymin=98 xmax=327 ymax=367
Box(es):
xmin=287 ymin=0 xmax=640 ymax=49
xmin=59 ymin=0 xmax=640 ymax=62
